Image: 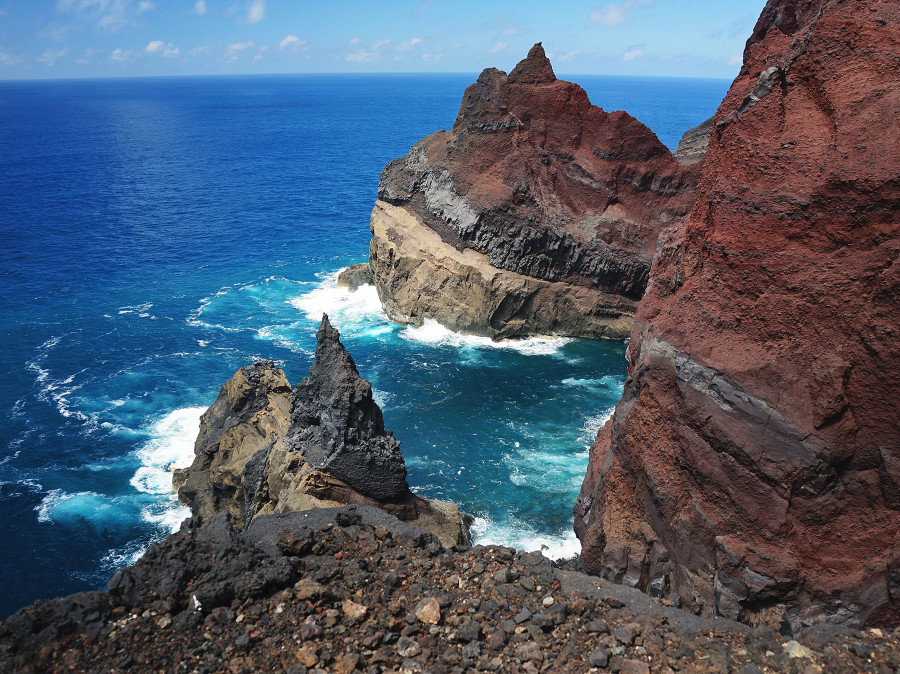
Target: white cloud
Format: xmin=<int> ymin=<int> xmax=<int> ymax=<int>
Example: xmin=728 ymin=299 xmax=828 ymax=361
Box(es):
xmin=557 ymin=50 xmax=579 ymax=62
xmin=489 ymin=42 xmax=507 ymax=54
xmin=728 ymin=53 xmax=742 ymax=66
xmin=501 ymin=27 xmax=522 ymax=37
xmin=623 ymin=48 xmax=644 ymax=61
xmin=193 ymin=0 xmax=206 ymax=14
xmin=76 ymin=48 xmax=100 ymax=64
xmin=146 ymin=41 xmax=179 ymax=57
xmin=38 ymin=48 xmax=69 ymax=67
xmin=0 ymin=48 xmax=21 ymax=66
xmin=422 ymin=53 xmax=442 ymax=61
xmin=346 ymin=39 xmax=389 ymax=63
xmin=109 ymin=47 xmax=134 ymax=62
xmin=589 ymin=0 xmax=651 ymax=28
xmin=279 ymin=35 xmax=306 ymax=51
xmin=396 ymin=37 xmax=422 ymax=52
xmin=56 ymin=0 xmax=130 ymax=32
xmin=247 ymin=0 xmax=265 ymax=24
xmin=189 ymin=45 xmax=213 ymax=55
xmin=225 ymin=41 xmax=254 ymax=61
xmin=138 ymin=1 xmax=155 ymax=11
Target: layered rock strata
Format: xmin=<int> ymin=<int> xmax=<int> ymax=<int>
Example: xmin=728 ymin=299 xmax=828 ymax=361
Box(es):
xmin=673 ymin=117 xmax=713 ymax=165
xmin=175 ymin=315 xmax=469 ymax=547
xmin=576 ymin=0 xmax=900 ymax=629
xmin=369 ymin=43 xmax=702 ymax=340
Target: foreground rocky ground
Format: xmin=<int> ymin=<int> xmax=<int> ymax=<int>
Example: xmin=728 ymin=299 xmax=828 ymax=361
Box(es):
xmin=2 ymin=506 xmax=897 ymax=673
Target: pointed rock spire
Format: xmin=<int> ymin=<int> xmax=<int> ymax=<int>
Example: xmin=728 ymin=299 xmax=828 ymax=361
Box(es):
xmin=508 ymin=42 xmax=556 ymax=84
xmin=286 ymin=314 xmax=409 ymax=501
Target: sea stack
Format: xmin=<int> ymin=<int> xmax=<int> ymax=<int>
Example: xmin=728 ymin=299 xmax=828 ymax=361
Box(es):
xmin=575 ymin=0 xmax=900 ymax=629
xmin=368 ymin=43 xmax=702 ymax=340
xmin=175 ymin=315 xmax=469 ymax=546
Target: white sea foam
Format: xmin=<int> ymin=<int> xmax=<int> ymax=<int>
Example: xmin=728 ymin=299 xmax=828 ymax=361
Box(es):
xmin=290 ymin=271 xmax=386 ymax=329
xmin=400 ymin=319 xmax=571 ymax=356
xmin=131 ymin=407 xmax=205 ymax=496
xmin=36 ymin=489 xmax=125 ymax=524
xmin=100 ymin=539 xmax=148 ymax=572
xmin=579 ymin=410 xmax=614 ymax=446
xmin=470 ymin=515 xmax=582 ymax=560
xmin=26 ymin=335 xmax=94 ymax=426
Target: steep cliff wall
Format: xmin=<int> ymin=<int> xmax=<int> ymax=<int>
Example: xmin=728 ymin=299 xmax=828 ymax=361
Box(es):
xmin=370 ymin=43 xmax=702 ymax=339
xmin=575 ymin=0 xmax=900 ymax=629
xmin=175 ymin=315 xmax=469 ymax=547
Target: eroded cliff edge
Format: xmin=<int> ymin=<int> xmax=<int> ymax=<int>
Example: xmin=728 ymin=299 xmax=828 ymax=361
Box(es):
xmin=174 ymin=314 xmax=469 ymax=547
xmin=367 ymin=43 xmax=702 ymax=340
xmin=575 ymin=0 xmax=900 ymax=629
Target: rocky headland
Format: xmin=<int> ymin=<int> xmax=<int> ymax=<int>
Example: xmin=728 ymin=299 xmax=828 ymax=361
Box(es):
xmin=3 ymin=0 xmax=900 ymax=669
xmin=575 ymin=0 xmax=900 ymax=631
xmin=363 ymin=43 xmax=702 ymax=340
xmin=174 ymin=315 xmax=469 ymax=548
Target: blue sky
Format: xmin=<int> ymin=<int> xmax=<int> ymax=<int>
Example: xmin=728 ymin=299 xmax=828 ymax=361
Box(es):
xmin=0 ymin=0 xmax=766 ymax=80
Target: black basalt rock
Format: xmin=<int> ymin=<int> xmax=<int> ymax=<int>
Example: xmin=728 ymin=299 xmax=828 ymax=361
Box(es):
xmin=285 ymin=314 xmax=409 ymax=501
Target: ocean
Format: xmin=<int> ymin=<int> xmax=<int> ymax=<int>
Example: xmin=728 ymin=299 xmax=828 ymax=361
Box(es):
xmin=0 ymin=72 xmax=729 ymax=619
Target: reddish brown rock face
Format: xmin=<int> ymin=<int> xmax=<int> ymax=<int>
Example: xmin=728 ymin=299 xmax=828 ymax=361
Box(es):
xmin=371 ymin=44 xmax=701 ymax=339
xmin=576 ymin=0 xmax=900 ymax=629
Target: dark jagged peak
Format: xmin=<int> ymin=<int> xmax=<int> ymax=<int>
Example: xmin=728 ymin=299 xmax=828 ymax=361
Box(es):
xmin=508 ymin=42 xmax=556 ymax=84
xmin=286 ymin=314 xmax=409 ymax=501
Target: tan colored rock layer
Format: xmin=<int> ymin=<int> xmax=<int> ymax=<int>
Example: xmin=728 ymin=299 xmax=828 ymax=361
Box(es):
xmin=371 ymin=43 xmax=702 ymax=339
xmin=369 ymin=200 xmax=635 ymax=340
xmin=175 ymin=358 xmax=469 ymax=548
xmin=575 ymin=0 xmax=900 ymax=629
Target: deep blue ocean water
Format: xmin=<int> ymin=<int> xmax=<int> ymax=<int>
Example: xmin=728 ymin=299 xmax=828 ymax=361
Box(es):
xmin=0 ymin=73 xmax=729 ymax=619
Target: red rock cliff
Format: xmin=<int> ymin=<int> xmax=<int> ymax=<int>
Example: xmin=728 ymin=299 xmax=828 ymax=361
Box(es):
xmin=575 ymin=0 xmax=900 ymax=629
xmin=368 ymin=44 xmax=701 ymax=339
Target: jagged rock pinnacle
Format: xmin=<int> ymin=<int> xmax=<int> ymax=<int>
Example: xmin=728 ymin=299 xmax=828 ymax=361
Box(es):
xmin=285 ymin=314 xmax=409 ymax=501
xmin=508 ymin=42 xmax=556 ymax=84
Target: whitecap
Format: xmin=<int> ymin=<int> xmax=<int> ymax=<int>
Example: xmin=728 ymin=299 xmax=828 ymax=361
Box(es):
xmin=26 ymin=336 xmax=94 ymax=426
xmin=400 ymin=319 xmax=571 ymax=357
xmin=36 ymin=489 xmax=129 ymax=525
xmin=131 ymin=407 xmax=206 ymax=496
xmin=290 ymin=270 xmax=386 ymax=330
xmin=579 ymin=410 xmax=614 ymax=446
xmin=469 ymin=514 xmax=582 ymax=560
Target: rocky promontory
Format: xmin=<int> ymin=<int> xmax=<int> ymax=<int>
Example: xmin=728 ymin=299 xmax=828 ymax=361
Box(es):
xmin=576 ymin=0 xmax=900 ymax=630
xmin=367 ymin=43 xmax=702 ymax=340
xmin=175 ymin=315 xmax=469 ymax=547
xmin=4 ymin=505 xmax=897 ymax=673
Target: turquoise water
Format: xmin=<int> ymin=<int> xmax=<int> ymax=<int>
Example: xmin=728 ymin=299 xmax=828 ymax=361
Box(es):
xmin=0 ymin=73 xmax=729 ymax=618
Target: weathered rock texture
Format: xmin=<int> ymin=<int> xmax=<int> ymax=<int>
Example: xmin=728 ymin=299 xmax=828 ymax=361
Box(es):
xmin=175 ymin=315 xmax=469 ymax=547
xmin=370 ymin=43 xmax=702 ymax=340
xmin=7 ymin=505 xmax=896 ymax=673
xmin=576 ymin=0 xmax=900 ymax=630
xmin=673 ymin=117 xmax=713 ymax=165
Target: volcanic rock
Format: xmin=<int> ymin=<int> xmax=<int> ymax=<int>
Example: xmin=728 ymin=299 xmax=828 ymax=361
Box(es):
xmin=4 ymin=506 xmax=897 ymax=672
xmin=673 ymin=116 xmax=713 ymax=165
xmin=576 ymin=0 xmax=900 ymax=629
xmin=284 ymin=314 xmax=407 ymax=501
xmin=369 ymin=43 xmax=702 ymax=340
xmin=175 ymin=315 xmax=469 ymax=546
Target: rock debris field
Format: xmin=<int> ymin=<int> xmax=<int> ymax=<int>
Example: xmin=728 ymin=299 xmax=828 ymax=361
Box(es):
xmin=1 ymin=506 xmax=897 ymax=673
